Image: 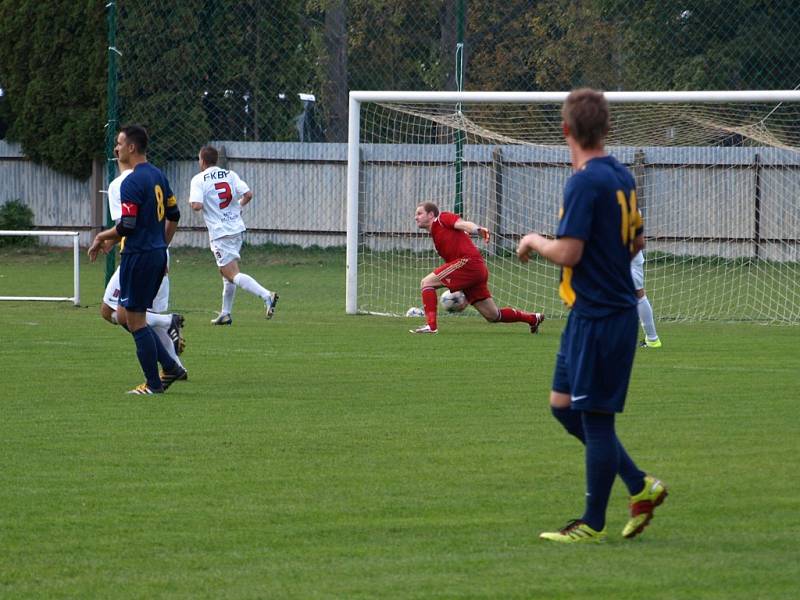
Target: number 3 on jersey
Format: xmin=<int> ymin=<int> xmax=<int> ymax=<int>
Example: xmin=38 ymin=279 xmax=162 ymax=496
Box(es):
xmin=616 ymin=189 xmax=641 ymax=251
xmin=215 ymin=182 xmax=233 ymax=209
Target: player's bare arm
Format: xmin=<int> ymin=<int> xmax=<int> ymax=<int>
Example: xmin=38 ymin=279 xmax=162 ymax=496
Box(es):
xmin=238 ymin=191 xmax=253 ymax=208
xmin=164 ymin=219 xmax=178 ymax=245
xmin=190 ymin=201 xmax=203 ymax=212
xmin=88 ymin=226 xmax=123 ymax=262
xmin=454 ymin=218 xmax=490 ymax=243
xmin=517 ymin=233 xmax=584 ymax=267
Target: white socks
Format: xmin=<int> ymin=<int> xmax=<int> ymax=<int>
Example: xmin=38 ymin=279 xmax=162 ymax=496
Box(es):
xmin=637 ymin=296 xmax=659 ymax=341
xmin=222 ymin=278 xmax=236 ymax=314
xmin=233 ymin=272 xmax=270 ymax=302
xmin=146 ymin=312 xmax=172 ymax=330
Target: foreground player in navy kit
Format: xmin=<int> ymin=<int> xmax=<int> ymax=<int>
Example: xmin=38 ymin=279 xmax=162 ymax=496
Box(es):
xmin=517 ymin=89 xmax=667 ymax=543
xmin=89 ymin=125 xmax=187 ymax=394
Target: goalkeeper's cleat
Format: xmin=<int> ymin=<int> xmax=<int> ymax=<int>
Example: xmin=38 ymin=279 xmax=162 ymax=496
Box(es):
xmin=160 ymin=365 xmax=188 ymax=391
xmin=410 ymin=324 xmax=438 ymax=334
xmin=530 ymin=312 xmax=545 ymax=334
xmin=127 ymin=383 xmax=163 ymax=395
xmin=539 ymin=519 xmax=607 ymax=544
xmin=622 ymin=475 xmax=668 ymax=539
xmin=167 ymin=313 xmax=185 ymax=355
xmin=639 ymin=337 xmax=662 ymax=348
xmin=265 ymin=292 xmax=279 ymax=320
xmin=211 ymin=313 xmax=233 ymax=326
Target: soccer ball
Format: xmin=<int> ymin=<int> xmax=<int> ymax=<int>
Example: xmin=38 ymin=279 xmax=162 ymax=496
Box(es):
xmin=440 ymin=290 xmax=468 ymax=312
xmin=406 ymin=306 xmax=424 ymax=317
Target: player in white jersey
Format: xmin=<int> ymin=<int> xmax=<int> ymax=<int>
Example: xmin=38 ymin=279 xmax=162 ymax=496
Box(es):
xmin=190 ymin=145 xmax=278 ymax=325
xmin=631 ymin=250 xmax=661 ymax=348
xmin=100 ymin=142 xmax=187 ymax=384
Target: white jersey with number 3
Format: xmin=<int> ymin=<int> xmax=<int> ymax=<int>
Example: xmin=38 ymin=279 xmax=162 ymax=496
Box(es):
xmin=107 ymin=168 xmax=133 ymax=221
xmin=190 ymin=166 xmax=250 ymax=240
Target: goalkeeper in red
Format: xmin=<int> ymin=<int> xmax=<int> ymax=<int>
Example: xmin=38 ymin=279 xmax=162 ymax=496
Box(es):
xmin=411 ymin=201 xmax=544 ymax=334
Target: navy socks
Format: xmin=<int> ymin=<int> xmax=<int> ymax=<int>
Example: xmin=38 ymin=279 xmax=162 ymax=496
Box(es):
xmin=132 ymin=326 xmax=177 ymax=390
xmin=551 ymin=407 xmax=647 ymax=530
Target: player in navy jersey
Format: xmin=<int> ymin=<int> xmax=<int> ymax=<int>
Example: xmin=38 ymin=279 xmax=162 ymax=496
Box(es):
xmin=411 ymin=202 xmax=544 ymax=334
xmin=517 ymin=89 xmax=667 ymax=543
xmin=88 ymin=124 xmax=187 ymax=394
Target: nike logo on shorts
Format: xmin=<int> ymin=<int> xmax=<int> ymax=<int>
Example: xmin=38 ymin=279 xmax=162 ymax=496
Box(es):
xmin=571 ymin=394 xmax=588 ymax=403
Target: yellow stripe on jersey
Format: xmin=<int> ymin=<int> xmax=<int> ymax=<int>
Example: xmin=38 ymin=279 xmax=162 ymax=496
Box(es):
xmin=119 ymin=236 xmax=126 ymax=252
xmin=559 ymin=266 xmax=576 ymax=307
xmin=166 ymin=194 xmax=177 ymax=207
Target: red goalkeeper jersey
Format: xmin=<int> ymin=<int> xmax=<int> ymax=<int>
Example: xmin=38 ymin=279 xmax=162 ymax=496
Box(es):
xmin=430 ymin=212 xmax=484 ymax=263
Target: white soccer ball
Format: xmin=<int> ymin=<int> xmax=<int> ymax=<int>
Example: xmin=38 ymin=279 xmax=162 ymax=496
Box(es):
xmin=406 ymin=306 xmax=424 ymax=317
xmin=440 ymin=290 xmax=468 ymax=313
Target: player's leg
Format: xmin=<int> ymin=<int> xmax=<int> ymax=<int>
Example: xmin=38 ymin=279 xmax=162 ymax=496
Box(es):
xmin=580 ymin=410 xmax=620 ymax=533
xmin=149 ymin=274 xmax=185 ymax=356
xmin=121 ymin=251 xmax=179 ymax=393
xmin=631 ymin=253 xmax=660 ymax=347
xmin=219 ymin=234 xmax=278 ymax=319
xmin=471 ymin=296 xmax=545 ymax=333
xmin=636 ymin=288 xmax=661 ymax=347
xmin=472 ymin=293 xmax=544 ymax=331
xmin=210 ymin=237 xmax=236 ymax=323
xmin=101 ymin=266 xmax=122 ymax=324
xmin=411 ymin=271 xmax=442 ymax=333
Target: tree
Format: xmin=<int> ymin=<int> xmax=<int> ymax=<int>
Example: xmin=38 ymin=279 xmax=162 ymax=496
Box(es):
xmin=0 ymin=0 xmax=106 ymax=179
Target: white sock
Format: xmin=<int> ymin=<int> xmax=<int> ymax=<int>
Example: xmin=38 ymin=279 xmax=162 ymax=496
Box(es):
xmin=153 ymin=324 xmax=184 ymax=369
xmin=146 ymin=312 xmax=172 ymax=330
xmin=233 ymin=272 xmax=270 ymax=301
xmin=222 ymin=278 xmax=236 ymax=314
xmin=637 ymin=296 xmax=659 ymax=340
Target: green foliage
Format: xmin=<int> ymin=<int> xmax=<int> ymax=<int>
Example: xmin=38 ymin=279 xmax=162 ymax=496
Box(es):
xmin=0 ymin=0 xmax=106 ymax=179
xmin=0 ymin=199 xmax=36 ymax=247
xmin=0 ymin=247 xmax=798 ymax=597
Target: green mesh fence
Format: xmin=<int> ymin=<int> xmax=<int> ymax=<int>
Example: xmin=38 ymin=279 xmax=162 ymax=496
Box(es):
xmin=110 ymin=0 xmax=800 ymax=162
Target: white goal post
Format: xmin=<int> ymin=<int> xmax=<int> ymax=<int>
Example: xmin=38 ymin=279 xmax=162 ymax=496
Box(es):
xmin=346 ymin=90 xmax=800 ymax=323
xmin=0 ymin=230 xmax=81 ymax=305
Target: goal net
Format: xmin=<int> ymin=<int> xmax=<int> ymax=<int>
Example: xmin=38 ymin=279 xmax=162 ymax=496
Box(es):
xmin=346 ymin=91 xmax=800 ymax=323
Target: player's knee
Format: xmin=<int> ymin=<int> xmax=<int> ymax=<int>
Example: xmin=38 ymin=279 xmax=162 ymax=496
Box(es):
xmin=100 ymin=304 xmax=113 ymax=323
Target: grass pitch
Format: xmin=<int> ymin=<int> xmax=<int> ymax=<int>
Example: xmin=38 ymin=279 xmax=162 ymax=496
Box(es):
xmin=0 ymin=245 xmax=798 ymax=599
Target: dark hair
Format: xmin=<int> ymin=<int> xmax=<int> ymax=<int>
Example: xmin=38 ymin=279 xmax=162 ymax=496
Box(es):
xmin=562 ymin=88 xmax=609 ymax=149
xmin=418 ymin=201 xmax=439 ymax=216
xmin=200 ymin=145 xmax=219 ymax=166
xmin=120 ymin=124 xmax=149 ymax=153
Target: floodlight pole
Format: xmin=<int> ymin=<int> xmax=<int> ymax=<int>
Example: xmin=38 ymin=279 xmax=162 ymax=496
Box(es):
xmin=453 ymin=0 xmax=466 ymax=216
xmin=105 ymin=0 xmax=119 ymax=285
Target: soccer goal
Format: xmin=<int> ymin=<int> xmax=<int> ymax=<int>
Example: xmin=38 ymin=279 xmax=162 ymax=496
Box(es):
xmin=346 ymin=90 xmax=800 ymax=323
xmin=0 ymin=230 xmax=81 ymax=305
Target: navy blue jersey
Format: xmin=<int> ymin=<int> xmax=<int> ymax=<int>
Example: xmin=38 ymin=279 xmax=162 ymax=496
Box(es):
xmin=556 ymin=155 xmax=642 ymax=318
xmin=119 ymin=163 xmax=178 ymax=254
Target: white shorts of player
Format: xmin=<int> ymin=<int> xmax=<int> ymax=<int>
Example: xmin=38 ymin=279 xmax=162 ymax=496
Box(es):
xmin=630 ymin=250 xmax=645 ymax=290
xmin=209 ymin=232 xmax=244 ymax=267
xmin=103 ymin=266 xmax=170 ymax=313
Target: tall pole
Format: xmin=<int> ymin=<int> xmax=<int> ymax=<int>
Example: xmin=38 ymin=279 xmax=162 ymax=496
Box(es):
xmin=105 ymin=1 xmax=119 ymax=285
xmin=453 ymin=0 xmax=465 ymax=216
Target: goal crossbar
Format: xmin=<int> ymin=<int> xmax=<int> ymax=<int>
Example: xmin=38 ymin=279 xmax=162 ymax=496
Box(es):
xmin=0 ymin=230 xmax=81 ymax=306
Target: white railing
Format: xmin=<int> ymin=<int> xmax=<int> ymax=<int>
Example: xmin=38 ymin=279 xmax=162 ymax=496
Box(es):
xmin=0 ymin=230 xmax=81 ymax=305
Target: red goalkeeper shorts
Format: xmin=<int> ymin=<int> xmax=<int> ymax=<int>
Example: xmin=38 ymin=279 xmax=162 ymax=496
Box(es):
xmin=434 ymin=257 xmax=491 ymax=304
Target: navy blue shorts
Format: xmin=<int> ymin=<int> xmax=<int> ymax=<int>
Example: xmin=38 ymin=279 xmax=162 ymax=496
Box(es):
xmin=119 ymin=249 xmax=167 ymax=312
xmin=551 ymin=306 xmax=638 ymax=413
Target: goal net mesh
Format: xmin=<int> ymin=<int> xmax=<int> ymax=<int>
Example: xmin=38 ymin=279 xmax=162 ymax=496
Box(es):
xmin=355 ymin=98 xmax=800 ymax=323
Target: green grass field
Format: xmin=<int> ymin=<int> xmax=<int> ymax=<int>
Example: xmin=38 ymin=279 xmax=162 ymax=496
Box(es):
xmin=1 ymin=246 xmax=798 ymax=599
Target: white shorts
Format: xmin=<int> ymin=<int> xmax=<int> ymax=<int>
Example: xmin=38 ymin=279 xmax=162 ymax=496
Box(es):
xmin=630 ymin=250 xmax=645 ymax=290
xmin=210 ymin=233 xmax=244 ymax=267
xmin=103 ymin=266 xmax=170 ymax=313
